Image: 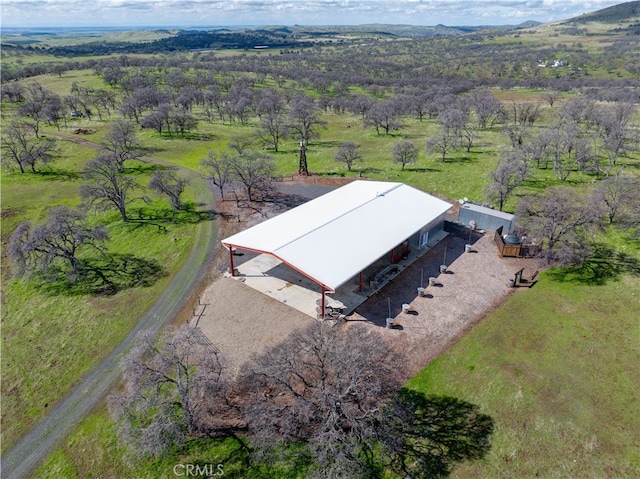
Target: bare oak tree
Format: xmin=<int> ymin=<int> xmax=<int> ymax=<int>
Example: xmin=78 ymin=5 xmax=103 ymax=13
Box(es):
xmin=1 ymin=121 xmax=57 ymax=173
xmin=531 ymin=122 xmax=592 ymax=181
xmin=227 ymin=135 xmax=255 ymax=155
xmin=471 ymin=90 xmax=503 ymax=129
xmin=288 ymin=95 xmax=326 ymax=145
xmin=81 ymin=153 xmax=142 ymax=222
xmin=240 ymin=322 xmax=405 ymax=478
xmin=392 ymin=140 xmax=418 ymax=170
xmin=171 ymin=108 xmax=198 ymax=136
xmin=426 ymin=109 xmax=468 ymax=163
xmin=593 ymin=172 xmax=640 ymax=224
xmin=334 ymin=141 xmax=362 ymax=171
xmin=516 ymin=186 xmax=605 ymax=264
xmin=593 ymin=103 xmax=638 ymax=175
xmin=109 ymin=325 xmax=231 ymax=459
xmin=101 ymin=119 xmax=144 ymax=172
xmin=426 ymin=125 xmax=458 ymax=163
xmin=255 ymin=112 xmax=289 ymax=152
xmin=485 ymin=149 xmax=528 ymax=211
xmin=365 ymin=99 xmax=400 ymax=136
xmin=8 ymin=206 xmax=108 ymax=280
xmin=149 ymin=169 xmax=187 ymax=210
xmin=200 ymin=151 xmax=233 ymax=199
xmin=230 ymin=150 xmax=276 ymax=201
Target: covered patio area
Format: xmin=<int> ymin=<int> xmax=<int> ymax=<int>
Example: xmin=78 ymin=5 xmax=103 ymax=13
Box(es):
xmin=227 ymin=229 xmax=449 ymax=318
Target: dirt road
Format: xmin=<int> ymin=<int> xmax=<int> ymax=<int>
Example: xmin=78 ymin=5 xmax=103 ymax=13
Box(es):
xmin=0 ymin=135 xmax=219 ymax=479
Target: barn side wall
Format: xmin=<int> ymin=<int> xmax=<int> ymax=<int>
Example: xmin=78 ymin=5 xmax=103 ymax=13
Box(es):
xmin=459 ymin=206 xmax=515 ymax=233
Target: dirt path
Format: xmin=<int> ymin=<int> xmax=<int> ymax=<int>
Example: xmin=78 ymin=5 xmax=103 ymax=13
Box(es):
xmin=0 ymin=135 xmax=219 ymax=479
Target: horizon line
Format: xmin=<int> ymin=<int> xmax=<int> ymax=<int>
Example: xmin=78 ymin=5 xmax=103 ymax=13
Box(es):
xmin=0 ymin=21 xmax=542 ymax=31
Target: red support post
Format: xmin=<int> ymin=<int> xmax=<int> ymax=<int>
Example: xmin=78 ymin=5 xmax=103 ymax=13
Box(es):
xmin=359 ymin=271 xmax=363 ymax=292
xmin=229 ymin=247 xmax=235 ymax=276
xmin=321 ymin=286 xmax=325 ymax=319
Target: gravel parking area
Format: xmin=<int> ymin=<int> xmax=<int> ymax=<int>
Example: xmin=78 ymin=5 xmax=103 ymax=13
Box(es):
xmin=347 ymin=231 xmax=538 ymax=374
xmin=195 ymin=276 xmax=314 ymax=374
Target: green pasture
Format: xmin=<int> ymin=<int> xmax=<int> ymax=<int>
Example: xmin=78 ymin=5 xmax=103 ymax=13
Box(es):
xmin=0 ymin=121 xmax=209 ymax=450
xmin=14 ymin=69 xmax=111 ymax=97
xmin=34 ymin=411 xmax=267 ymax=479
xmin=137 ymin=103 xmax=615 ymax=211
xmin=2 ymin=29 xmax=639 ymax=475
xmin=407 ymin=271 xmax=640 ymax=478
xmin=1 ymin=29 xmax=173 ymax=50
xmin=35 ymin=267 xmax=640 ymax=478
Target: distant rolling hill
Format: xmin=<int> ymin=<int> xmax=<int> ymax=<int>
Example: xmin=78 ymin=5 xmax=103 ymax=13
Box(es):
xmin=281 ymin=21 xmax=542 ymax=37
xmin=564 ymin=0 xmax=640 ymax=24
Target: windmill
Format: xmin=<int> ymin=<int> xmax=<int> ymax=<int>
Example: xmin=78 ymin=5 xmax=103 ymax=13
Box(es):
xmin=298 ymin=137 xmax=309 ymax=175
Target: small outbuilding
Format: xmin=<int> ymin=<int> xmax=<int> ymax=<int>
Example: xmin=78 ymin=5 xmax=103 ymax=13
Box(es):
xmin=458 ymin=203 xmax=515 ymax=233
xmin=222 ymin=180 xmax=453 ymax=317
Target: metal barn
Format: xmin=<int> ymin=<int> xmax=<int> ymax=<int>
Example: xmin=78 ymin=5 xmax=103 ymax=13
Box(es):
xmin=222 ymin=181 xmax=453 ymax=317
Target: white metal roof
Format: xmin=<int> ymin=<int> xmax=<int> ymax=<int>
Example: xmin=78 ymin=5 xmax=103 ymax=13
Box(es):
xmin=222 ymin=181 xmax=452 ymax=291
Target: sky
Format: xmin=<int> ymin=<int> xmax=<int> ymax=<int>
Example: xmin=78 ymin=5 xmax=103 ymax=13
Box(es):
xmin=0 ymin=0 xmax=628 ymax=28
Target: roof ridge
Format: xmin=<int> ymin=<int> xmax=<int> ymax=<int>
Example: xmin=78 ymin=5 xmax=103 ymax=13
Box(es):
xmin=273 ymin=182 xmax=404 ymax=252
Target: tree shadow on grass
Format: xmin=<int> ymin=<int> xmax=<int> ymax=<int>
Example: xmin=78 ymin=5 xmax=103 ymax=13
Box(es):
xmin=357 ymin=167 xmax=385 ymax=175
xmin=124 ymin=163 xmax=156 ymax=175
xmin=316 ymin=140 xmax=345 ymax=148
xmin=181 ymin=132 xmax=217 ymax=141
xmin=519 ymin=177 xmax=552 ymax=193
xmin=129 ymin=204 xmax=217 ymax=232
xmin=547 ymin=243 xmax=640 ymax=285
xmin=379 ymin=389 xmax=494 ymax=479
xmin=35 ymin=169 xmax=82 ymax=181
xmin=164 ymin=435 xmax=312 ymax=479
xmin=40 ymin=254 xmax=167 ymax=296
xmin=444 ymin=155 xmax=476 ymax=164
xmin=403 ymin=167 xmax=441 ymax=173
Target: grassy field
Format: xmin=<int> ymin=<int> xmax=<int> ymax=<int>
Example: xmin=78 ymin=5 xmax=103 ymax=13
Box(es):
xmin=33 ymin=411 xmax=272 ymax=479
xmin=34 ymin=267 xmax=640 ymax=478
xmin=2 ymin=69 xmax=635 ymax=451
xmin=407 ymin=270 xmax=640 ymax=478
xmin=3 ymin=22 xmax=639 ymax=475
xmin=0 ymin=120 xmax=210 ymax=449
xmin=145 ymin=102 xmax=609 ymax=212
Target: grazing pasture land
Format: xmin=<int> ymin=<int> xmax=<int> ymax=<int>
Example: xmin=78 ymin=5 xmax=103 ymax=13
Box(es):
xmin=1 ymin=160 xmax=208 ymax=449
xmin=408 ymin=272 xmax=640 ymax=478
